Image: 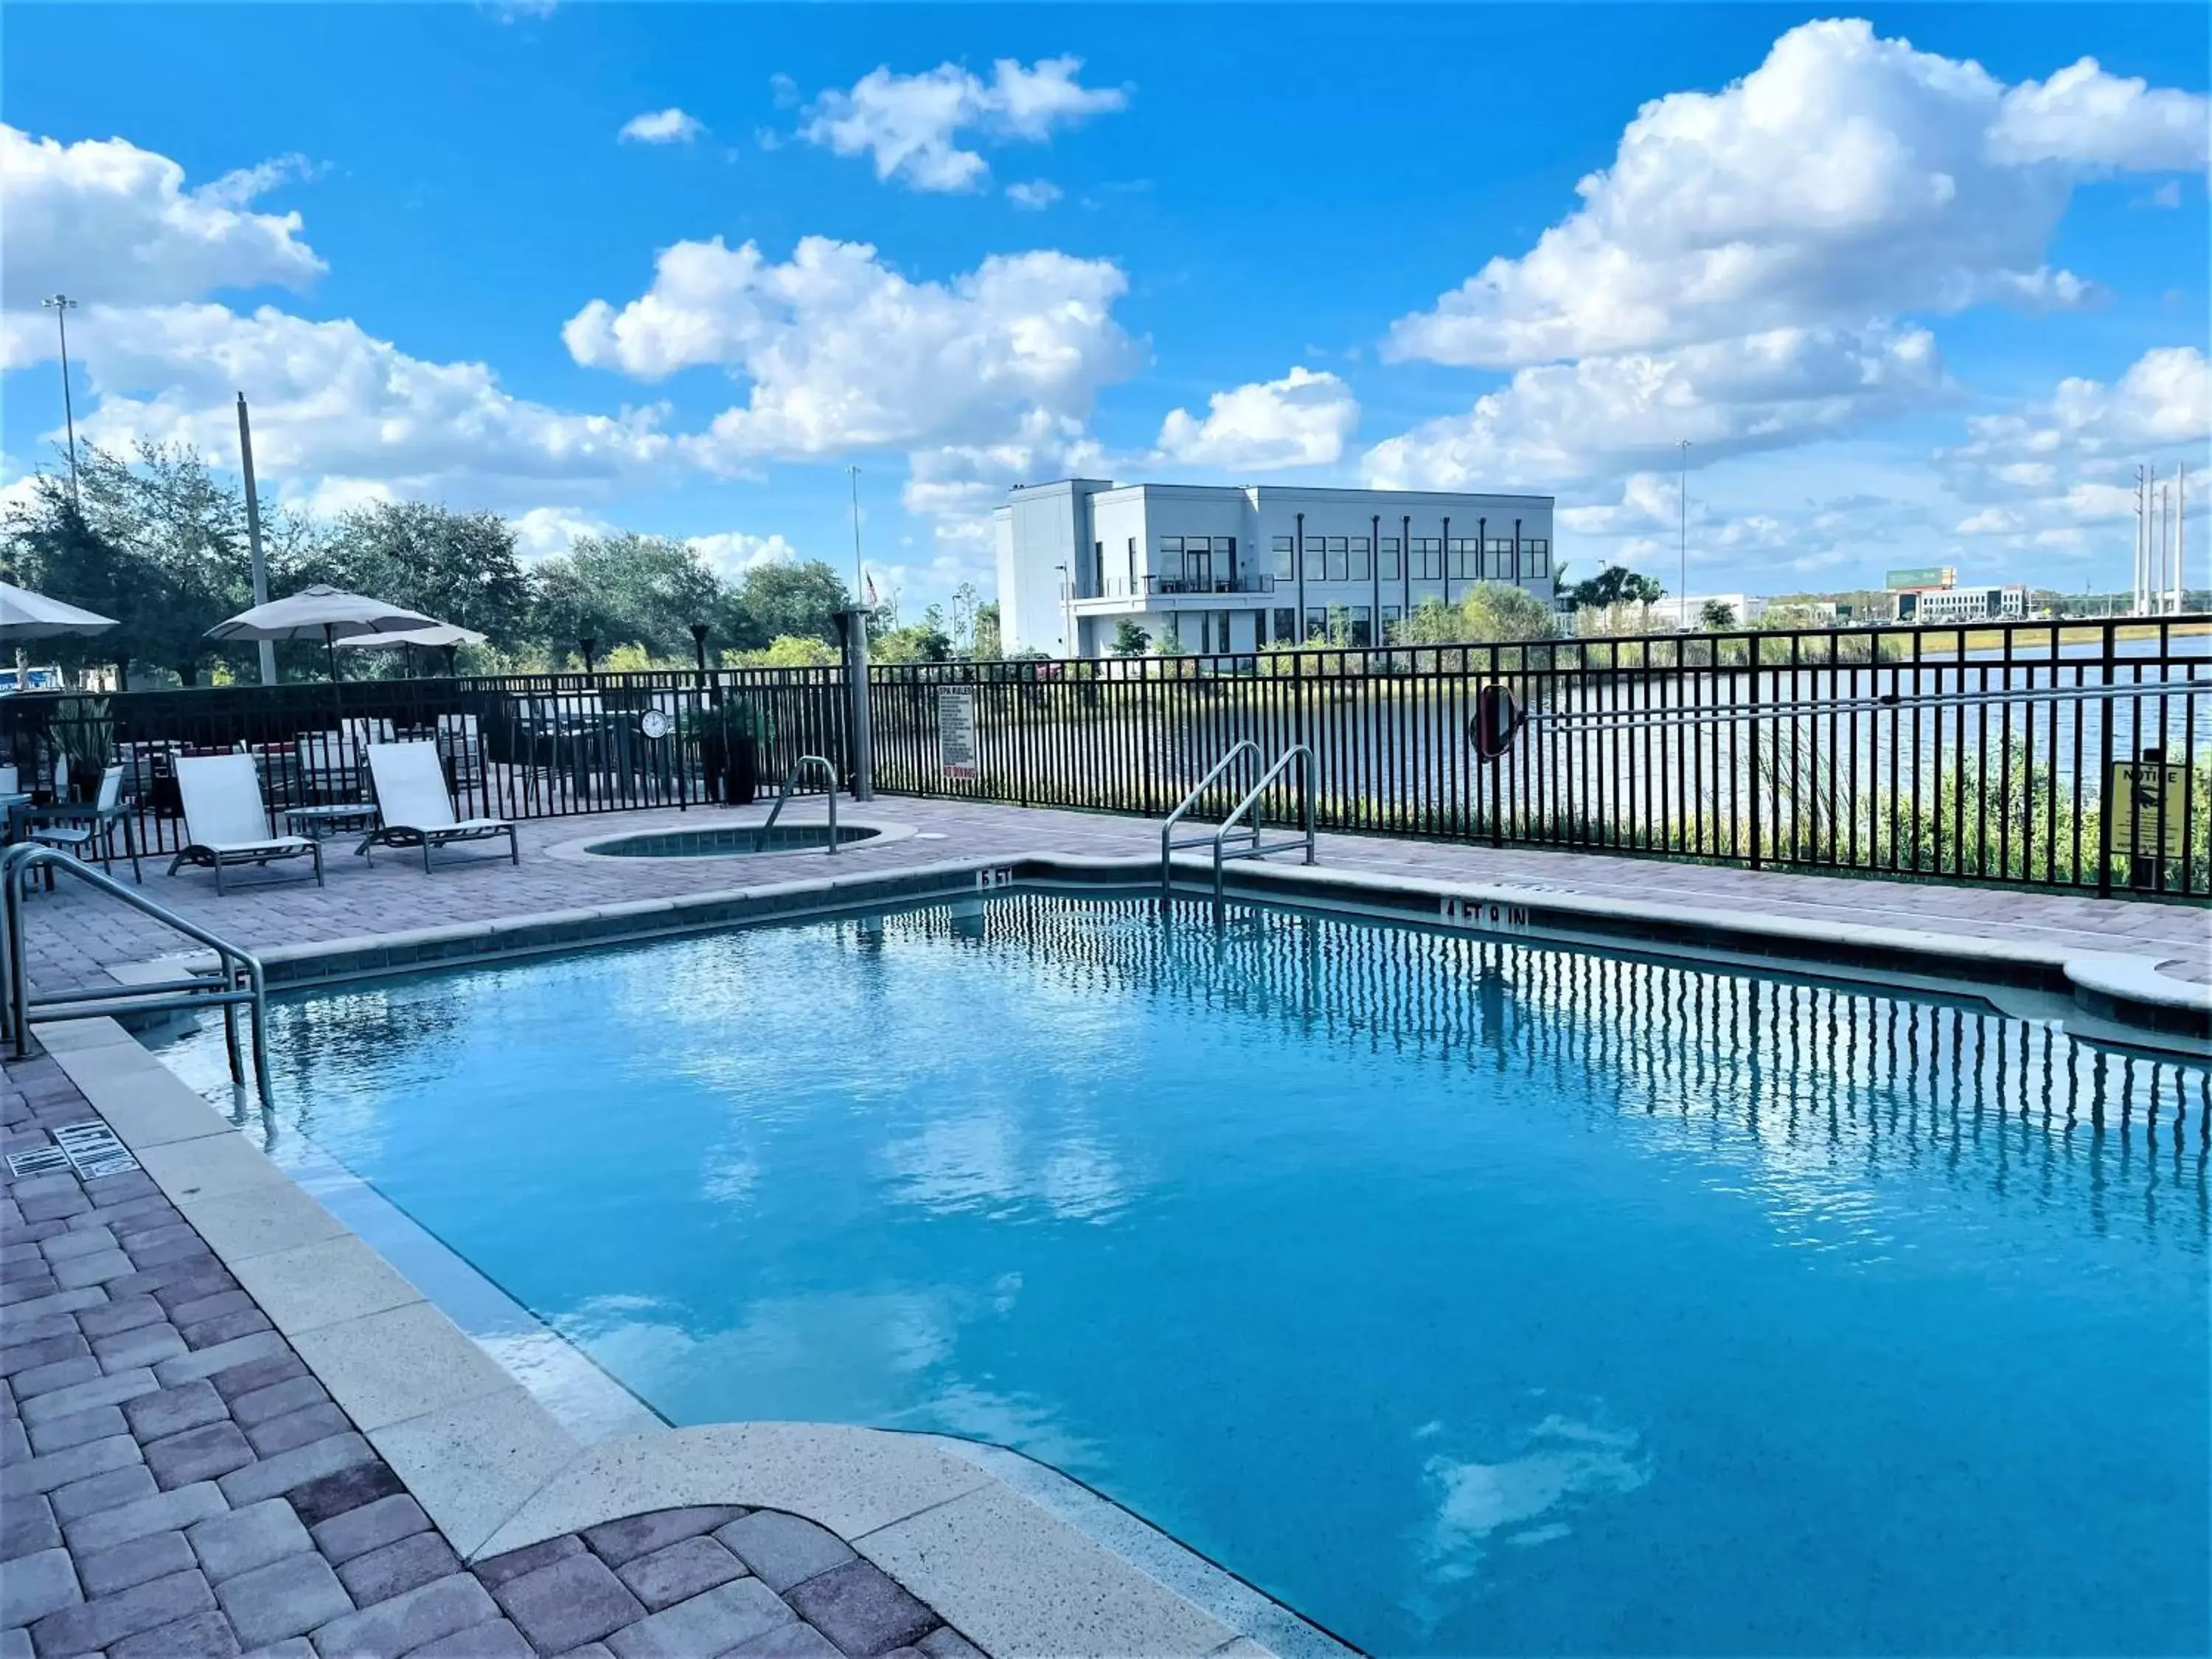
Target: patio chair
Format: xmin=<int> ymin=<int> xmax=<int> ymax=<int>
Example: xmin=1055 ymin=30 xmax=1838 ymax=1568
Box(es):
xmin=25 ymin=764 xmax=142 ymax=884
xmin=169 ymin=754 xmax=324 ymax=894
xmin=362 ymin=741 xmax=517 ymax=872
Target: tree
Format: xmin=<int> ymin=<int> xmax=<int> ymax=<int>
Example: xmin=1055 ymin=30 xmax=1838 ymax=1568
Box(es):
xmin=530 ymin=533 xmax=722 ymax=661
xmin=1565 ymin=565 xmax=1665 ymax=611
xmin=3 ymin=444 xmax=257 ymax=684
xmin=729 ymin=635 xmax=838 ymax=667
xmin=322 ymin=502 xmax=532 ymax=644
xmin=970 ymin=600 xmax=1003 ymax=660
xmin=1700 ymin=599 xmax=1737 ymax=630
xmin=1389 ymin=599 xmax=1463 ymax=646
xmin=872 ymin=622 xmax=952 ymax=663
xmin=1459 ymin=582 xmax=1557 ymax=643
xmin=736 ymin=560 xmax=848 ymax=648
xmin=1110 ymin=619 xmax=1151 ymax=656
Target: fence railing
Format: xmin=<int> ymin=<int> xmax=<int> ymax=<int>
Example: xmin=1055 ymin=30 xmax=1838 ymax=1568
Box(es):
xmin=0 ymin=668 xmax=848 ymax=858
xmin=4 ymin=619 xmax=2205 ymax=898
xmin=872 ymin=618 xmax=2211 ymax=899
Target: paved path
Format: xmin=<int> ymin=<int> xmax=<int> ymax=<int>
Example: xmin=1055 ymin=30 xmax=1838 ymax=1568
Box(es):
xmin=15 ymin=797 xmax=2207 ymax=996
xmin=1 ymin=1055 xmax=989 ymax=1659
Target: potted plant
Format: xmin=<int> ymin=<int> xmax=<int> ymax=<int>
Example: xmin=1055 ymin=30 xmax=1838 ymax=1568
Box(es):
xmin=49 ymin=696 xmax=114 ymax=802
xmin=692 ymin=697 xmax=762 ymax=805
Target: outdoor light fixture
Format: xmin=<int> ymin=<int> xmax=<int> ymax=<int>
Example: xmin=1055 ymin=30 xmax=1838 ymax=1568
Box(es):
xmin=689 ymin=622 xmax=711 ymax=681
xmin=580 ymin=637 xmax=597 ymax=675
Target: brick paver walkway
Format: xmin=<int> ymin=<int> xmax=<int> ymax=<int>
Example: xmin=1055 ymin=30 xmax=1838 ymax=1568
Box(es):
xmin=1 ymin=1054 xmax=988 ymax=1659
xmin=14 ymin=797 xmax=2208 ymax=997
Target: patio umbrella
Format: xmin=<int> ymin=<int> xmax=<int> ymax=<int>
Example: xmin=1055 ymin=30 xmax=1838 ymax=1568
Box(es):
xmin=206 ymin=585 xmax=441 ymax=682
xmin=335 ymin=622 xmax=487 ymax=677
xmin=0 ymin=582 xmax=118 ymax=642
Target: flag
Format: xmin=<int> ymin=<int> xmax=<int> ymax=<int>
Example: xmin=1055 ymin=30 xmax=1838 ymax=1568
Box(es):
xmin=864 ymin=573 xmax=880 ymax=609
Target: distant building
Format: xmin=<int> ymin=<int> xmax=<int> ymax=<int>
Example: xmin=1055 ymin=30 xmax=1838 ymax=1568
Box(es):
xmin=1651 ymin=594 xmax=1767 ymax=631
xmin=994 ymin=480 xmax=1556 ymax=657
xmin=1894 ymin=584 xmax=2027 ymax=624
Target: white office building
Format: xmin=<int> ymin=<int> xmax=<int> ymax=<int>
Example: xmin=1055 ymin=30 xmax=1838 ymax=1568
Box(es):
xmin=994 ymin=480 xmax=1557 ymax=657
xmin=1894 ymin=585 xmax=2028 ymax=624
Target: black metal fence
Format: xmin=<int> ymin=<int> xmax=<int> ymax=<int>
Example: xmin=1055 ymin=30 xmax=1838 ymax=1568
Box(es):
xmin=872 ymin=618 xmax=2211 ymax=900
xmin=5 ymin=619 xmax=2207 ymax=898
xmin=0 ymin=668 xmax=847 ymax=858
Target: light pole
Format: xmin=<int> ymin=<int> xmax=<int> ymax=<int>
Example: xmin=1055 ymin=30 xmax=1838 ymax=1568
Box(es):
xmin=1677 ymin=439 xmax=1691 ymax=631
xmin=846 ymin=465 xmax=866 ymax=608
xmin=41 ymin=295 xmax=80 ymax=510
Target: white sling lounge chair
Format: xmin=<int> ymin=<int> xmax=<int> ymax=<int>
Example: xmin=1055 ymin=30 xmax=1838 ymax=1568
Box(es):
xmin=169 ymin=754 xmax=324 ymax=893
xmin=363 ymin=742 xmax=518 ymax=872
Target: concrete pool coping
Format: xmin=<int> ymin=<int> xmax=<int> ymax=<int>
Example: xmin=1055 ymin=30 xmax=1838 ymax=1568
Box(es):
xmin=119 ymin=849 xmax=2211 ymax=1052
xmin=32 ymin=1012 xmax=1356 ymax=1659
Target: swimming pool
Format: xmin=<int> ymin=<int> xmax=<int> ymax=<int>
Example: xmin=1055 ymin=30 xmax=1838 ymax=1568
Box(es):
xmin=160 ymin=894 xmax=2209 ymax=1655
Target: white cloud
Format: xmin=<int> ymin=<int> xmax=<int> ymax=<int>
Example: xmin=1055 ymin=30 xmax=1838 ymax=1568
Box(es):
xmin=1989 ymin=58 xmax=2212 ymax=171
xmin=684 ymin=529 xmax=801 ymax=576
xmin=1004 ymin=179 xmax=1062 ymax=210
xmin=565 ymin=235 xmax=1137 ymax=467
xmin=1939 ymin=345 xmax=2211 ymax=540
xmin=510 ymin=506 xmax=618 ymax=560
xmin=1365 ymin=325 xmax=1947 ymax=490
xmin=795 ymin=58 xmax=1126 ymax=192
xmin=1 ymin=125 xmax=324 ymax=308
xmin=1382 ymin=21 xmax=2205 ymax=373
xmin=1153 ymin=365 xmax=1358 ymax=471
xmin=619 ymin=108 xmax=705 ymax=145
xmin=53 ymin=302 xmax=672 ymax=509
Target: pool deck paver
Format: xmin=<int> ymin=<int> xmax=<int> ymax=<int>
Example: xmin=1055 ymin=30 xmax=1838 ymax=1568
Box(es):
xmin=0 ymin=1054 xmax=998 ymax=1659
xmin=13 ymin=795 xmax=2209 ymax=995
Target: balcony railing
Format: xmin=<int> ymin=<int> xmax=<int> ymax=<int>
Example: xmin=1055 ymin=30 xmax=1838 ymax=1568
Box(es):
xmin=1076 ymin=574 xmax=1278 ymax=602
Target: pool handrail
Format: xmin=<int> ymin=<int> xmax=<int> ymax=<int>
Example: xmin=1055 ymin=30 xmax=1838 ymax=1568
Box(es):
xmin=1211 ymin=744 xmax=1316 ymax=919
xmin=0 ymin=841 xmax=274 ymax=1107
xmin=753 ymin=754 xmax=841 ymax=853
xmin=1159 ymin=740 xmax=1263 ymax=900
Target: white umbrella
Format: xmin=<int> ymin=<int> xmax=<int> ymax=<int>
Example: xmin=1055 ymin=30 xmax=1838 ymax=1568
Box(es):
xmin=333 ymin=623 xmax=487 ymax=651
xmin=0 ymin=582 xmax=118 ymax=643
xmin=336 ymin=622 xmax=487 ymax=677
xmin=207 ymin=585 xmax=441 ymax=681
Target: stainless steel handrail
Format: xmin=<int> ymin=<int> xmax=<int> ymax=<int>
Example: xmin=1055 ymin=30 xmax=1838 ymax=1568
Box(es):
xmin=752 ymin=754 xmax=841 ymax=853
xmin=1210 ymin=744 xmax=1316 ymax=919
xmin=1159 ymin=740 xmax=1262 ymax=899
xmin=0 ymin=843 xmax=273 ymax=1107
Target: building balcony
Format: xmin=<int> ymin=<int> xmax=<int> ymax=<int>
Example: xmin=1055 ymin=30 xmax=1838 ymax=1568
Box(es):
xmin=1072 ymin=574 xmax=1277 ymax=607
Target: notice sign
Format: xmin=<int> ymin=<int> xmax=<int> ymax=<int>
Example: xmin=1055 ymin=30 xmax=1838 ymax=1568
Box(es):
xmin=2112 ymin=761 xmax=2187 ymax=858
xmin=939 ymin=686 xmax=979 ymax=779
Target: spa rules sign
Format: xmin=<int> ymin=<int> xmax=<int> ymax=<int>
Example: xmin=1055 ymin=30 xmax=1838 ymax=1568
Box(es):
xmin=939 ymin=686 xmax=978 ymax=779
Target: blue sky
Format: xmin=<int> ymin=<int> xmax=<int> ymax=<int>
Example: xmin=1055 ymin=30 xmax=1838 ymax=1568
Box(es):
xmin=4 ymin=3 xmax=2207 ymax=610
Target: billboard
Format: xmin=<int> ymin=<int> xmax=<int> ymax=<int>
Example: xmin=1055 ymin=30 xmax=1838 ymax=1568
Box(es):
xmin=1885 ymin=566 xmax=1955 ymax=591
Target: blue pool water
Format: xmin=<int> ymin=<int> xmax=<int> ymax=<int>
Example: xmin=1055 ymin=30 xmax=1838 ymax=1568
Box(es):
xmin=164 ymin=897 xmax=2209 ymax=1655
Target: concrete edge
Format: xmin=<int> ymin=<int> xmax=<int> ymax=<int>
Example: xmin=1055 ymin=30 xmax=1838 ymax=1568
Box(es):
xmin=540 ymin=813 xmax=922 ymax=864
xmin=38 ymin=1015 xmax=1346 ymax=1659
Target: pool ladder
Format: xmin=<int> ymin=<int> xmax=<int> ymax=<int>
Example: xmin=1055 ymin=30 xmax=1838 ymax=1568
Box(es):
xmin=0 ymin=842 xmax=274 ymax=1108
xmin=1160 ymin=742 xmax=1316 ymax=919
xmin=753 ymin=754 xmax=841 ymax=854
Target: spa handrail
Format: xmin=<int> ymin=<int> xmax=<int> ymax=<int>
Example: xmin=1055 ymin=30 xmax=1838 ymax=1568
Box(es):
xmin=754 ymin=754 xmax=841 ymax=853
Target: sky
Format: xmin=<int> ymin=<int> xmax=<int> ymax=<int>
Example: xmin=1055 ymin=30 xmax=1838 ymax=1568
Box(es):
xmin=3 ymin=2 xmax=2208 ymax=614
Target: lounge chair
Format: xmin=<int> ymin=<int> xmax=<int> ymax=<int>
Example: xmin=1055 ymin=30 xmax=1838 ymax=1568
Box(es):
xmin=169 ymin=754 xmax=324 ymax=893
xmin=362 ymin=742 xmax=517 ymax=872
xmin=24 ymin=763 xmax=142 ymax=884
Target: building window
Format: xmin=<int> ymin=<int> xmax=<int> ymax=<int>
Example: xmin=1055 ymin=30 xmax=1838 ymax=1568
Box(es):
xmin=1322 ymin=536 xmax=1346 ymax=582
xmin=1305 ymin=608 xmax=1328 ymax=641
xmin=1448 ymin=538 xmax=1477 ymax=580
xmin=1351 ymin=537 xmax=1371 ymax=582
xmin=1349 ymin=606 xmax=1373 ymax=647
xmin=1382 ymin=605 xmax=1402 ymax=636
xmin=1304 ymin=538 xmax=1326 ymax=582
xmin=1127 ymin=537 xmax=1138 ymax=596
xmin=1412 ymin=538 xmax=1442 ymax=580
xmin=1272 ymin=536 xmax=1295 ymax=580
xmin=1526 ymin=539 xmax=1550 ymax=580
xmin=1380 ymin=538 xmax=1402 ymax=580
xmin=1273 ymin=607 xmax=1296 ymax=642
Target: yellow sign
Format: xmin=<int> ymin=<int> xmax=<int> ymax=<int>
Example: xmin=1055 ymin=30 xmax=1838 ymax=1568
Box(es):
xmin=2112 ymin=762 xmax=2188 ymax=858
